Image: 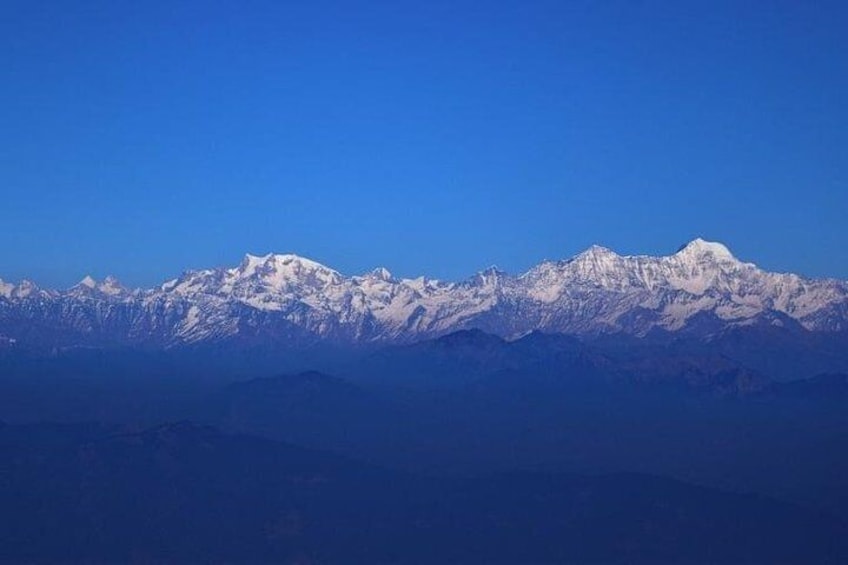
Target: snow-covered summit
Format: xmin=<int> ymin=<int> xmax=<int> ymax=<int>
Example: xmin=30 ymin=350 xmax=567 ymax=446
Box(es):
xmin=234 ymin=253 xmax=340 ymax=279
xmin=675 ymin=238 xmax=736 ymax=261
xmin=70 ymin=275 xmax=129 ymax=298
xmin=0 ymin=279 xmax=14 ymax=299
xmin=367 ymin=267 xmax=394 ymax=282
xmin=1 ymin=239 xmax=846 ymax=348
xmin=11 ymin=280 xmax=40 ymax=299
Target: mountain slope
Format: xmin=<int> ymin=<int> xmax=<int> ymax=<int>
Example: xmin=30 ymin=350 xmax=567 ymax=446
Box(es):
xmin=1 ymin=239 xmax=846 ymax=350
xmin=1 ymin=421 xmax=845 ymax=564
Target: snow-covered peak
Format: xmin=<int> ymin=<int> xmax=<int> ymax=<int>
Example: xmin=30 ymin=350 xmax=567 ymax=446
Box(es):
xmin=0 ymin=279 xmax=14 ymax=299
xmin=12 ymin=279 xmax=39 ymax=299
xmin=99 ymin=276 xmax=128 ymax=296
xmin=67 ymin=276 xmax=97 ymax=296
xmin=405 ymin=275 xmax=444 ymax=293
xmin=469 ymin=266 xmax=508 ymax=287
xmin=558 ymin=244 xmax=626 ymax=286
xmin=265 ymin=254 xmax=340 ymax=282
xmin=1 ymin=240 xmax=846 ymax=348
xmin=227 ymin=253 xmax=344 ymax=297
xmin=237 ymin=253 xmax=337 ymax=275
xmin=479 ymin=265 xmax=506 ymax=276
xmin=366 ymin=267 xmax=394 ymax=282
xmin=237 ymin=253 xmax=273 ymax=277
xmin=576 ymin=244 xmax=618 ymax=259
xmin=69 ymin=275 xmax=128 ymax=297
xmin=674 ymin=238 xmax=736 ymax=262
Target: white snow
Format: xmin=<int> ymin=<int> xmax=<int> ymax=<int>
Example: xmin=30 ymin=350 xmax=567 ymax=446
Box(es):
xmin=675 ymin=238 xmax=736 ymax=261
xmin=2 ymin=238 xmax=846 ymax=344
xmin=0 ymin=279 xmax=13 ymax=299
xmin=11 ymin=280 xmax=39 ymax=299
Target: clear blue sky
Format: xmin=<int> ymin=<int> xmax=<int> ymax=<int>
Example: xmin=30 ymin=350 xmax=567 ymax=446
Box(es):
xmin=2 ymin=0 xmax=846 ymax=288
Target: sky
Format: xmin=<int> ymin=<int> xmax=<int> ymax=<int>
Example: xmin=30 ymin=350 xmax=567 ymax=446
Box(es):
xmin=1 ymin=0 xmax=846 ymax=288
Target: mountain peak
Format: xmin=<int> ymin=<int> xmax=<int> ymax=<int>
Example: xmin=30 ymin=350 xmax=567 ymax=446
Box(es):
xmin=238 ymin=252 xmax=334 ymax=274
xmin=70 ymin=275 xmax=127 ymax=296
xmin=237 ymin=253 xmax=270 ymax=275
xmin=0 ymin=279 xmax=14 ymax=299
xmin=470 ymin=265 xmax=508 ymax=287
xmin=1 ymin=241 xmax=844 ymax=348
xmin=269 ymin=253 xmax=334 ymax=270
xmin=675 ymin=238 xmax=735 ymax=261
xmin=99 ymin=276 xmax=127 ymax=295
xmin=479 ymin=265 xmax=506 ymax=276
xmin=367 ymin=267 xmax=394 ymax=281
xmin=233 ymin=253 xmax=342 ymax=291
xmin=12 ymin=279 xmax=39 ymax=299
xmin=573 ymin=244 xmax=618 ymax=261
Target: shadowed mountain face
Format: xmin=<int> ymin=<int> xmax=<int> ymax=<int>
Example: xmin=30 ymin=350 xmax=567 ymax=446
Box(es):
xmin=759 ymin=372 xmax=848 ymax=399
xmin=215 ymin=370 xmax=848 ymax=521
xmin=219 ymin=371 xmax=402 ymax=452
xmin=1 ymin=315 xmax=848 ymax=564
xmin=351 ymin=328 xmax=773 ymax=394
xmin=3 ymin=329 xmax=848 ymax=521
xmin=1 ymin=239 xmax=847 ymax=351
xmin=1 ymin=421 xmax=845 ymax=564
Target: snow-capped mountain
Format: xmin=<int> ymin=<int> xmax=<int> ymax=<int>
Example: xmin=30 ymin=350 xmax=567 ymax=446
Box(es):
xmin=1 ymin=239 xmax=846 ymax=350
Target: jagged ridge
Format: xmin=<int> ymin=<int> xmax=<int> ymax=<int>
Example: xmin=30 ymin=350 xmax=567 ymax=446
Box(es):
xmin=1 ymin=239 xmax=846 ymax=349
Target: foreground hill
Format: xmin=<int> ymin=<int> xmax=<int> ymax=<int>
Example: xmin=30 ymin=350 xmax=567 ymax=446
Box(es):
xmin=1 ymin=421 xmax=845 ymax=564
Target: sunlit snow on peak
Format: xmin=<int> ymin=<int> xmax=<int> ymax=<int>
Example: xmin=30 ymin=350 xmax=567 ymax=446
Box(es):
xmin=0 ymin=279 xmax=14 ymax=299
xmin=675 ymin=238 xmax=736 ymax=261
xmin=366 ymin=267 xmax=394 ymax=282
xmin=2 ymin=240 xmax=846 ymax=346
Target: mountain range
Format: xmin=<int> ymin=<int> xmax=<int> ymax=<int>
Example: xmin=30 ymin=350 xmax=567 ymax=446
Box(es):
xmin=1 ymin=238 xmax=847 ymax=351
